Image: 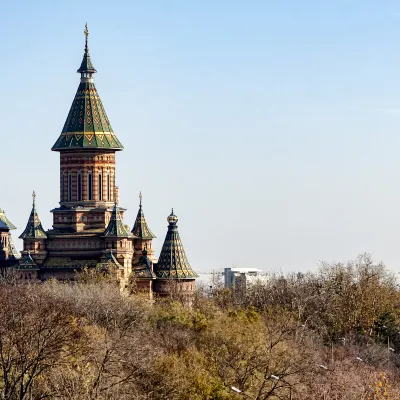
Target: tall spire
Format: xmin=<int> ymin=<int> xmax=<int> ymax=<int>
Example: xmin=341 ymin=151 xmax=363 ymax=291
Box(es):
xmin=77 ymin=23 xmax=97 ymax=75
xmin=52 ymin=24 xmax=123 ymax=151
xmin=154 ymin=209 xmax=198 ymax=279
xmin=19 ymin=191 xmax=47 ymax=239
xmin=131 ymin=192 xmax=156 ymax=239
xmin=104 ymin=203 xmax=130 ymax=237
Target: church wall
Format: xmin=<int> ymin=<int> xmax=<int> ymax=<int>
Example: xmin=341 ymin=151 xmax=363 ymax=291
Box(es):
xmin=60 ymin=151 xmax=116 ymax=207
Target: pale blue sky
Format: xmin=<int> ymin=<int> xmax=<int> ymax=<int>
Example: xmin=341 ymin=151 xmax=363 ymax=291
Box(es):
xmin=2 ymin=0 xmax=400 ymax=273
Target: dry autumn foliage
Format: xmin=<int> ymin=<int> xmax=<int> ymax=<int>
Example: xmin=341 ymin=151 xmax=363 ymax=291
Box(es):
xmin=0 ymin=253 xmax=400 ymax=399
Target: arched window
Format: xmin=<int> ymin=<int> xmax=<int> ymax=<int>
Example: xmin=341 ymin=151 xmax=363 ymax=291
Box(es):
xmin=98 ymin=173 xmax=103 ymax=200
xmin=77 ymin=173 xmax=82 ymax=201
xmin=88 ymin=173 xmax=93 ymax=200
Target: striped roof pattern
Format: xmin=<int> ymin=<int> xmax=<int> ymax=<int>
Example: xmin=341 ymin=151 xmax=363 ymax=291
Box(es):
xmin=104 ymin=204 xmax=131 ymax=237
xmin=52 ymin=81 xmax=123 ymax=151
xmin=154 ymin=211 xmax=198 ymax=279
xmin=0 ymin=209 xmax=16 ymax=230
xmin=19 ymin=199 xmax=47 ymax=239
xmin=131 ymin=204 xmax=156 ymax=239
xmin=52 ymin=27 xmax=123 ymax=151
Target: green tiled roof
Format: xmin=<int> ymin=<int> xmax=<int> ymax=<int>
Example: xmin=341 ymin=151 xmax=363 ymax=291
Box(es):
xmin=132 ymin=248 xmax=156 ymax=279
xmin=104 ymin=203 xmax=131 ymax=237
xmin=154 ymin=210 xmax=198 ymax=280
xmin=131 ymin=193 xmax=156 ymax=239
xmin=52 ymin=25 xmax=123 ymax=151
xmin=43 ymin=257 xmax=98 ymax=269
xmin=97 ymin=251 xmax=124 ymax=271
xmin=0 ymin=209 xmax=16 ymax=230
xmin=18 ymin=253 xmax=39 ymax=270
xmin=19 ymin=192 xmax=47 ymax=240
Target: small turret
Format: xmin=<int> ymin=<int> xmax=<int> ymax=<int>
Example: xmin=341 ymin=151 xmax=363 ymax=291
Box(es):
xmin=103 ymin=198 xmax=133 ymax=284
xmin=0 ymin=209 xmax=20 ymax=266
xmin=131 ymin=192 xmax=156 ymax=239
xmin=153 ymin=209 xmax=198 ymax=301
xmin=131 ymin=246 xmax=156 ymax=298
xmin=19 ymin=191 xmax=47 ymax=240
xmin=17 ymin=252 xmax=40 ymax=280
xmin=154 ymin=209 xmax=198 ymax=279
xmin=104 ymin=201 xmax=131 ymax=238
xmin=19 ymin=191 xmax=47 ymax=265
xmin=131 ymin=192 xmax=156 ymax=263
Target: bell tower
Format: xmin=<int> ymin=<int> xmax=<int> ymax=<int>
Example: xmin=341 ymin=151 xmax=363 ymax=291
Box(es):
xmin=51 ymin=24 xmax=124 ymax=233
xmin=42 ymin=25 xmax=130 ymax=279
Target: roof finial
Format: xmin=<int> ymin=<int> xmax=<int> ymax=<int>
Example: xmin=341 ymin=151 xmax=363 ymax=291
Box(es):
xmin=167 ymin=208 xmax=178 ymax=225
xmin=139 ymin=191 xmax=142 ymax=206
xmin=84 ymin=23 xmax=89 ymax=53
xmin=32 ymin=190 xmax=36 ymax=206
xmin=77 ymin=23 xmax=97 ymax=75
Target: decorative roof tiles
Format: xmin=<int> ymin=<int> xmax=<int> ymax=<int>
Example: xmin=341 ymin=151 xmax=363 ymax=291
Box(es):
xmin=18 ymin=253 xmax=39 ymax=270
xmin=97 ymin=251 xmax=124 ymax=271
xmin=103 ymin=203 xmax=131 ymax=237
xmin=19 ymin=192 xmax=47 ymax=240
xmin=132 ymin=247 xmax=156 ymax=279
xmin=154 ymin=210 xmax=198 ymax=280
xmin=131 ymin=192 xmax=156 ymax=239
xmin=52 ymin=25 xmax=123 ymax=151
xmin=43 ymin=257 xmax=98 ymax=269
xmin=0 ymin=209 xmax=16 ymax=230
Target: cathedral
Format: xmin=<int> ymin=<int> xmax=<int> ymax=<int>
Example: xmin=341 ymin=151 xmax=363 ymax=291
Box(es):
xmin=0 ymin=25 xmax=198 ymax=298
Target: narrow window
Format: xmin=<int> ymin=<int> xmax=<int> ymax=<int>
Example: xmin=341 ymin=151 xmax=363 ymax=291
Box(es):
xmin=88 ymin=173 xmax=93 ymax=200
xmin=107 ymin=174 xmax=111 ymax=201
xmin=98 ymin=174 xmax=102 ymax=200
xmin=68 ymin=173 xmax=72 ymax=201
xmin=61 ymin=174 xmax=65 ymax=202
xmin=77 ymin=173 xmax=82 ymax=201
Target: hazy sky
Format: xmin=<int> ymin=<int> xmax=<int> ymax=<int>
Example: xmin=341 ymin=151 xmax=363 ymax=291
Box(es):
xmin=2 ymin=0 xmax=400 ymax=274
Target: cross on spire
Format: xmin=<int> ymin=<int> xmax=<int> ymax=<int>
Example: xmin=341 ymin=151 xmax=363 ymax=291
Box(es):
xmin=139 ymin=191 xmax=142 ymax=206
xmin=32 ymin=190 xmax=36 ymax=206
xmin=84 ymin=23 xmax=89 ymax=53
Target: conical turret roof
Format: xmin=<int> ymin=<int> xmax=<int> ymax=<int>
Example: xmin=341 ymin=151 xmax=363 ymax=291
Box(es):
xmin=0 ymin=209 xmax=16 ymax=230
xmin=19 ymin=192 xmax=47 ymax=240
xmin=104 ymin=203 xmax=131 ymax=237
xmin=154 ymin=210 xmax=198 ymax=279
xmin=52 ymin=24 xmax=123 ymax=151
xmin=131 ymin=193 xmax=156 ymax=239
